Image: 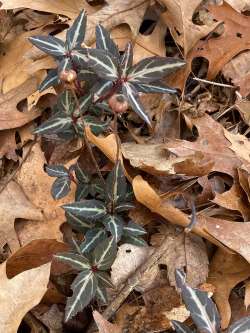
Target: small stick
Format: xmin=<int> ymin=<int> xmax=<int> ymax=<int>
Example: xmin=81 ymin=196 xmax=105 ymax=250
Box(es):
xmin=193 ymin=77 xmax=235 ymax=89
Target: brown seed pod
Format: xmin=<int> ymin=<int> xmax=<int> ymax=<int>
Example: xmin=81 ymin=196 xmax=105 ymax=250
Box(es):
xmin=59 ymin=69 xmax=77 ymax=83
xmin=108 ymin=94 xmax=128 ymax=113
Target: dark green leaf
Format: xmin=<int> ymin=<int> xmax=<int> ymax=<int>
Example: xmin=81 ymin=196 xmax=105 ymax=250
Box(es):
xmin=65 ymin=271 xmax=97 ymax=321
xmin=228 ymin=316 xmax=250 ymax=333
xmin=89 ymin=178 xmax=105 ymax=199
xmin=78 ymin=68 xmax=97 ymax=81
xmin=92 ymin=237 xmax=117 ymax=270
xmin=106 ymin=161 xmax=127 ymax=205
xmin=58 ymin=57 xmax=72 ymax=74
xmin=51 ymin=176 xmax=71 ymax=200
xmin=66 ymin=10 xmax=86 ymax=50
xmin=54 ymin=252 xmax=90 ymax=271
xmin=122 ymin=82 xmax=151 ymax=125
xmin=79 ymin=93 xmax=92 ymax=113
xmin=45 ymin=164 xmax=68 ymax=178
xmin=63 ymin=200 xmax=107 ymax=220
xmin=39 ymin=69 xmax=59 ymax=92
xmin=175 ymin=269 xmax=220 ymax=333
xmin=120 ymin=42 xmax=133 ymax=77
xmin=128 ymin=56 xmax=185 ymax=83
xmin=91 ymin=80 xmax=113 ymax=102
xmin=80 ymin=228 xmax=107 ymax=253
xmin=171 ymin=320 xmax=194 ymax=333
xmin=29 ymin=35 xmax=65 ymax=57
xmin=74 ymin=162 xmax=90 ymax=183
xmin=58 ymin=90 xmax=75 ymax=115
xmin=71 ymin=48 xmax=88 ymax=67
xmin=86 ymin=48 xmax=118 ymax=81
xmin=115 ymin=202 xmax=135 ymax=213
xmin=33 ymin=116 xmax=73 ymax=135
xmin=133 ymin=81 xmax=177 ymax=94
xmin=75 ymin=183 xmax=89 ymax=201
xmin=96 ymin=24 xmax=119 ymax=58
xmin=95 ymin=285 xmax=108 ymax=304
xmin=103 ymin=215 xmax=124 ymax=243
xmin=123 ymin=221 xmax=146 ymax=236
xmin=66 ymin=211 xmax=92 ymax=231
xmin=121 ymin=235 xmax=147 ymax=247
xmin=83 ymin=115 xmax=110 ymax=135
xmin=95 ymin=271 xmax=113 ymax=288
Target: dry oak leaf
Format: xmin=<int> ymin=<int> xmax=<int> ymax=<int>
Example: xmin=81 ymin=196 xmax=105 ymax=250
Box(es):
xmin=226 ymin=0 xmax=250 ymax=12
xmin=15 ymin=143 xmax=76 ymax=246
xmin=235 ymin=99 xmax=250 ymax=126
xmin=0 ymin=0 xmax=95 ymax=19
xmin=0 ymin=78 xmax=41 ymax=130
xmin=133 ymin=175 xmax=250 ymax=263
xmin=0 ymin=181 xmax=43 ymax=252
xmin=0 ymin=261 xmax=51 ymax=333
xmin=212 ymin=183 xmax=250 ymax=221
xmin=245 ymin=280 xmax=250 ymax=310
xmin=160 ymin=0 xmax=219 ymax=55
xmin=207 ymin=249 xmax=250 ymax=329
xmin=93 ymin=310 xmax=121 ymax=333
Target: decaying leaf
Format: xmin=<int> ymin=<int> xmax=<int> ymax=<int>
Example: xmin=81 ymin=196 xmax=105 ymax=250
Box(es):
xmin=0 ymin=261 xmax=51 ymax=333
xmin=160 ymin=0 xmax=219 ymax=55
xmin=207 ymin=249 xmax=250 ymax=329
xmin=93 ymin=310 xmax=121 ymax=333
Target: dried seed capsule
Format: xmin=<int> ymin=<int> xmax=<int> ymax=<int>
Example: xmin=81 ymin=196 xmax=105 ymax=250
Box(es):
xmin=108 ymin=94 xmax=128 ymax=113
xmin=59 ymin=69 xmax=77 ymax=83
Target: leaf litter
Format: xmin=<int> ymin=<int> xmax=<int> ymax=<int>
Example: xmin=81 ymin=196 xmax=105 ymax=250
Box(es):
xmin=2 ymin=0 xmax=250 ymax=332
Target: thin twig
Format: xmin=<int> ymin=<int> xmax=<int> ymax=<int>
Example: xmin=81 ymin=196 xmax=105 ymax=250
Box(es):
xmin=192 ymin=77 xmax=235 ymax=89
xmin=86 ymin=236 xmax=171 ymax=332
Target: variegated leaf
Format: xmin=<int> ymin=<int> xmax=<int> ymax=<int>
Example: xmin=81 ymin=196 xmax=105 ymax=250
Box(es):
xmin=228 ymin=317 xmax=250 ymax=333
xmin=89 ymin=178 xmax=105 ymax=199
xmin=51 ymin=176 xmax=71 ymax=199
xmin=55 ymin=252 xmax=91 ymax=271
xmin=96 ymin=24 xmax=119 ymax=58
xmin=128 ymin=56 xmax=185 ymax=83
xmin=33 ymin=116 xmax=73 ymax=135
xmin=29 ymin=35 xmax=66 ymax=57
xmin=95 ymin=285 xmax=108 ymax=304
xmin=74 ymin=162 xmax=90 ymax=183
xmin=62 ymin=200 xmax=107 ymax=220
xmin=123 ymin=221 xmax=146 ymax=236
xmin=75 ymin=183 xmax=89 ymax=201
xmin=106 ymin=161 xmax=127 ymax=205
xmin=58 ymin=57 xmax=72 ymax=74
xmin=45 ymin=164 xmax=68 ymax=178
xmin=86 ymin=49 xmax=118 ymax=81
xmin=103 ymin=215 xmax=124 ymax=243
xmin=92 ymin=80 xmax=113 ymax=102
xmin=80 ymin=228 xmax=107 ymax=253
xmin=133 ymin=81 xmax=177 ymax=94
xmin=39 ymin=69 xmax=59 ymax=92
xmin=171 ymin=320 xmax=194 ymax=333
xmin=95 ymin=271 xmax=113 ymax=288
xmin=65 ymin=271 xmax=97 ymax=321
xmin=66 ymin=10 xmax=86 ymax=50
xmin=66 ymin=212 xmax=92 ymax=231
xmin=176 ymin=269 xmax=220 ymax=333
xmin=122 ymin=82 xmax=151 ymax=125
xmin=121 ymin=235 xmax=147 ymax=247
xmin=71 ymin=48 xmax=88 ymax=67
xmin=120 ymin=42 xmax=133 ymax=77
xmin=93 ymin=237 xmax=117 ymax=270
xmin=83 ymin=115 xmax=110 ymax=135
xmin=79 ymin=93 xmax=92 ymax=113
xmin=58 ymin=90 xmax=75 ymax=115
xmin=78 ymin=68 xmax=97 ymax=81
xmin=115 ymin=202 xmax=135 ymax=213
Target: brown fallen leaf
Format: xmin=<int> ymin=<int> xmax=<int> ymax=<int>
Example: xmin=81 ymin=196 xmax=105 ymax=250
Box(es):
xmin=160 ymin=0 xmax=219 ymax=55
xmin=226 ymin=0 xmax=250 ymax=12
xmin=0 ymin=130 xmax=18 ymax=161
xmin=0 ymin=78 xmax=41 ymax=130
xmin=245 ymin=280 xmax=250 ymax=310
xmin=14 ymin=143 xmax=76 ymax=247
xmin=212 ymin=183 xmax=250 ymax=221
xmin=0 ymin=261 xmax=51 ymax=333
xmin=133 ymin=175 xmax=250 ymax=263
xmin=207 ymin=249 xmax=250 ymax=329
xmin=0 ymin=0 xmax=95 ymax=19
xmin=93 ymin=310 xmax=121 ymax=333
xmin=235 ymin=99 xmax=250 ymax=127
xmin=0 ymin=181 xmax=43 ymax=252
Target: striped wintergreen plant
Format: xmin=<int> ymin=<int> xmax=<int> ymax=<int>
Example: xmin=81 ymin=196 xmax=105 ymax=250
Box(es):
xmin=29 ymin=10 xmax=185 ymax=321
